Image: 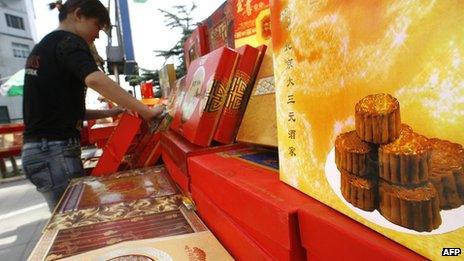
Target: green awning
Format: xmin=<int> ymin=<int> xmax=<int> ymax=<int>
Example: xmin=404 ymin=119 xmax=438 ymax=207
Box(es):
xmin=0 ymin=69 xmax=24 ymax=96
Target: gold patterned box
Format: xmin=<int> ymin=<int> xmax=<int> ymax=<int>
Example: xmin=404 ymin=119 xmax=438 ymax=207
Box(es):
xmin=60 ymin=231 xmax=233 ymax=261
xmin=234 ymin=2 xmax=277 ymax=147
xmin=29 ymin=207 xmax=218 ymax=261
xmin=158 ymin=64 xmax=177 ymax=98
xmin=55 ymin=166 xmax=180 ymax=214
xmin=271 ymin=0 xmax=464 ymax=259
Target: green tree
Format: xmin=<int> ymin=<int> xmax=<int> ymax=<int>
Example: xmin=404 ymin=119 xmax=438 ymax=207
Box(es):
xmin=154 ymin=3 xmax=198 ymax=77
xmin=125 ymin=68 xmax=159 ymax=87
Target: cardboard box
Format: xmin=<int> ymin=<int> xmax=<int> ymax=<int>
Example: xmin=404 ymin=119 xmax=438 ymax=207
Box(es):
xmin=271 ymin=1 xmax=464 ymax=259
xmin=188 ymin=147 xmax=303 ymax=256
xmin=160 ymin=130 xmax=243 ymax=192
xmin=170 ymin=47 xmax=239 ymax=146
xmin=214 ymin=44 xmax=263 ymax=144
xmin=158 ymin=64 xmax=176 ymax=98
xmin=202 ymin=1 xmax=235 ymax=51
xmin=183 ymin=25 xmax=208 ymax=69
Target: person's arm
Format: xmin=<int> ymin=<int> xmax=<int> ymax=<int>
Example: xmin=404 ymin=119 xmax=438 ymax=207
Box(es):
xmin=85 ymin=71 xmax=164 ymax=121
xmin=84 ymin=107 xmax=125 ymax=120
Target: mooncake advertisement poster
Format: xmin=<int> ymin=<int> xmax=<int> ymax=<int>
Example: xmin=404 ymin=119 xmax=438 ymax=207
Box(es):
xmin=271 ymin=0 xmax=463 ymax=259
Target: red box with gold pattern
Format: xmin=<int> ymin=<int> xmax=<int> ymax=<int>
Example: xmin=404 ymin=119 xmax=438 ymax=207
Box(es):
xmin=161 ymin=129 xmax=243 ymax=193
xmin=202 ymin=1 xmax=235 ymax=51
xmin=213 ymin=44 xmax=263 ymax=144
xmin=128 ymin=129 xmax=162 ymax=169
xmin=183 ymin=25 xmax=208 ymax=69
xmin=170 ymin=47 xmax=239 ymax=147
xmin=188 ymin=147 xmax=305 ymax=260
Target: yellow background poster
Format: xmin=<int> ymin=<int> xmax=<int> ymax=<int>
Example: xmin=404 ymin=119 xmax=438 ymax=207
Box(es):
xmin=271 ymin=0 xmax=464 ymax=259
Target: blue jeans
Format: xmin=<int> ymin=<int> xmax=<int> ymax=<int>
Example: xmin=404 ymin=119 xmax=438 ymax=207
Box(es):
xmin=21 ymin=138 xmax=84 ymax=211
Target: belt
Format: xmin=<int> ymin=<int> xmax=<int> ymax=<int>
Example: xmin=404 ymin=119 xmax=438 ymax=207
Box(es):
xmin=23 ymin=136 xmax=79 ymax=143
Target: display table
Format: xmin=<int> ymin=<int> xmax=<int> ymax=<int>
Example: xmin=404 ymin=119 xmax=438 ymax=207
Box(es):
xmin=0 ymin=122 xmax=24 ymax=134
xmin=0 ymin=131 xmax=22 ymax=158
xmin=0 ymin=131 xmax=22 ymax=177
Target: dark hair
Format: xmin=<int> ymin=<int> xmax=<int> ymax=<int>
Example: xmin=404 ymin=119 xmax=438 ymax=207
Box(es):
xmin=49 ymin=0 xmax=110 ymax=30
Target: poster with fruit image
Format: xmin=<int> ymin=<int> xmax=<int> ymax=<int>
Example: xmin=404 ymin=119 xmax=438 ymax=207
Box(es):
xmin=270 ymin=0 xmax=463 ymax=259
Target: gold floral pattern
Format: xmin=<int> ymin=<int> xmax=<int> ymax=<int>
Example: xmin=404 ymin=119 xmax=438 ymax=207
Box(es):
xmin=47 ymin=195 xmax=183 ymax=230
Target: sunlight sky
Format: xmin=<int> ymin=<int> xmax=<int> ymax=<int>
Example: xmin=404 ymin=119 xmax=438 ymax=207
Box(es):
xmin=32 ymin=0 xmax=225 ymax=71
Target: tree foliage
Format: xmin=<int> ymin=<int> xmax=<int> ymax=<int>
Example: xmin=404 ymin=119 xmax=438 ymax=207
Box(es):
xmin=125 ymin=68 xmax=159 ymax=87
xmin=154 ymin=3 xmax=198 ymax=77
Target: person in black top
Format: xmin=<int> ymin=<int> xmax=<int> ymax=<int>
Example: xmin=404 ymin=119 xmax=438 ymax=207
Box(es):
xmin=21 ymin=0 xmax=164 ymax=210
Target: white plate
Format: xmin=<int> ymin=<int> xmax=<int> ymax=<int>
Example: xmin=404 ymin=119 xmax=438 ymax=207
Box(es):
xmin=325 ymin=147 xmax=464 ymax=235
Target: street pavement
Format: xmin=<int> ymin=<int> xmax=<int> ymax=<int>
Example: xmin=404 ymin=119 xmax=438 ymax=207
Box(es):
xmin=0 ymin=178 xmax=51 ymax=261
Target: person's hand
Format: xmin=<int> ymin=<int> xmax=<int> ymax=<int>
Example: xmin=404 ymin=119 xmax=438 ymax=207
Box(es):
xmin=109 ymin=106 xmax=126 ymax=116
xmin=142 ymin=104 xmax=166 ymax=122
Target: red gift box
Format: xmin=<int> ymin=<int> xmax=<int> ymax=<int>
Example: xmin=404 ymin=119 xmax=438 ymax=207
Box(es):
xmin=91 ymin=113 xmax=141 ymax=176
xmin=129 ymin=131 xmax=162 ymax=168
xmin=298 ymin=202 xmax=424 ymax=260
xmin=161 ymin=130 xmax=242 ymax=193
xmin=162 ymin=149 xmax=190 ymax=193
xmin=88 ymin=122 xmax=118 ymax=147
xmin=183 ymin=25 xmax=208 ymax=69
xmin=188 ymin=147 xmax=304 ymax=258
xmin=170 ymin=47 xmax=239 ymax=146
xmin=213 ymin=44 xmax=263 ymax=144
xmin=191 ymin=185 xmax=274 ymax=260
xmin=202 ymin=1 xmax=235 ymax=51
xmin=189 ymin=146 xmax=422 ymax=260
xmin=140 ymin=81 xmax=154 ymax=99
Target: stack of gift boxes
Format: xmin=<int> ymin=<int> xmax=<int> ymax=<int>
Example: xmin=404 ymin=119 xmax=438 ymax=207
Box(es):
xmin=39 ymin=1 xmax=458 ymax=260
xmin=158 ymin=1 xmax=424 ymax=260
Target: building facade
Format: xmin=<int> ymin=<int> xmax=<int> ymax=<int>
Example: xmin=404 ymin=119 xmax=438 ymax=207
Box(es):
xmin=0 ymin=0 xmax=35 ymax=84
xmin=0 ymin=0 xmax=35 ymax=120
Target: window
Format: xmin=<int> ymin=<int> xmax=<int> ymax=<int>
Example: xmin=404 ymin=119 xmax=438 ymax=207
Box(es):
xmin=5 ymin=14 xmax=25 ymax=30
xmin=12 ymin=43 xmax=30 ymax=58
